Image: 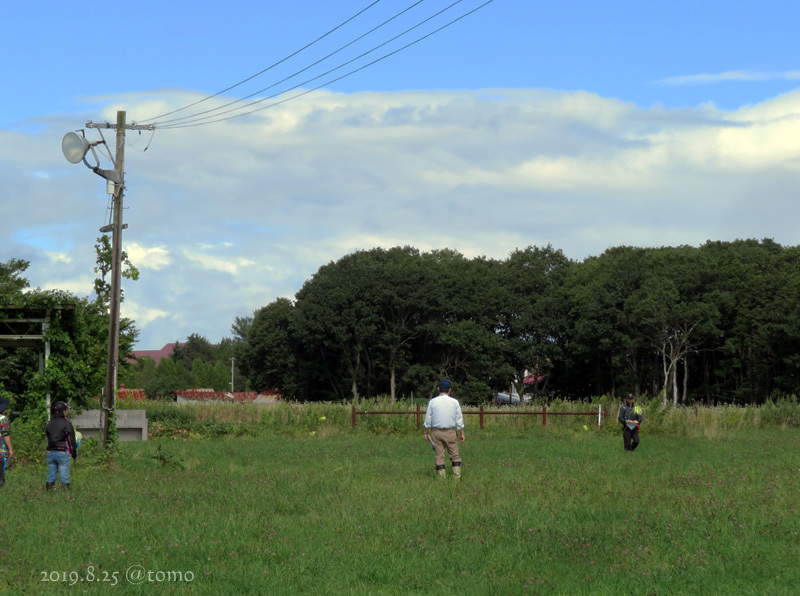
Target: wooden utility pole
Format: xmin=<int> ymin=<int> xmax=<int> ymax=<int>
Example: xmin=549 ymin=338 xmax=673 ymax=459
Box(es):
xmin=86 ymin=111 xmax=152 ymax=448
xmin=86 ymin=111 xmax=126 ymax=448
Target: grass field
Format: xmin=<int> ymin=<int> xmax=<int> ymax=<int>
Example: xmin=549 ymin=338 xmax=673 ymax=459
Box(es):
xmin=1 ymin=427 xmax=798 ymax=595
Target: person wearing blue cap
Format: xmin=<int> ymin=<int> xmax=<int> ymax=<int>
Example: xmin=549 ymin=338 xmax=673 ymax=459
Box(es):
xmin=423 ymin=379 xmax=465 ymax=479
xmin=0 ymin=398 xmax=13 ymax=488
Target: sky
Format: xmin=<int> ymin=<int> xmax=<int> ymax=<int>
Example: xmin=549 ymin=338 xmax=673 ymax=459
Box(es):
xmin=2 ymin=0 xmax=799 ymax=350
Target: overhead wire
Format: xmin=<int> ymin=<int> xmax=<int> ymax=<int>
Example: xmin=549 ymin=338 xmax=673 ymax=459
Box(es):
xmin=127 ymin=127 xmax=157 ymax=152
xmin=140 ymin=0 xmax=385 ymax=124
xmin=156 ymin=0 xmax=494 ymax=129
xmin=151 ymin=0 xmax=429 ymax=127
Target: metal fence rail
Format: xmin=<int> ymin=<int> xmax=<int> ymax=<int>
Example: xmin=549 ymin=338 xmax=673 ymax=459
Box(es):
xmin=352 ymin=404 xmax=604 ymax=429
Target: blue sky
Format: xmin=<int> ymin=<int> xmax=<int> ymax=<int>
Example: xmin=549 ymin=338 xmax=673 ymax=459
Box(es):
xmin=4 ymin=0 xmax=798 ymax=125
xmin=2 ymin=0 xmax=799 ymax=349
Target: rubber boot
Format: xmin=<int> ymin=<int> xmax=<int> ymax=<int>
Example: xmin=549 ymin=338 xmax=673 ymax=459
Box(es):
xmin=436 ymin=465 xmax=446 ymax=479
xmin=452 ymin=462 xmax=462 ymax=480
xmin=46 ymin=482 xmax=55 ymax=491
xmin=62 ymin=483 xmax=70 ymax=490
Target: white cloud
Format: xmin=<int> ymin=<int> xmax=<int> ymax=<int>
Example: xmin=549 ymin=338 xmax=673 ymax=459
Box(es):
xmin=39 ymin=275 xmax=94 ymax=297
xmin=121 ymin=301 xmax=169 ymax=327
xmin=45 ymin=251 xmax=72 ymax=264
xmin=179 ymin=246 xmax=256 ymax=275
xmin=5 ymin=87 xmax=800 ymax=349
xmin=656 ymin=70 xmax=800 ymax=87
xmin=125 ymin=242 xmax=171 ymax=271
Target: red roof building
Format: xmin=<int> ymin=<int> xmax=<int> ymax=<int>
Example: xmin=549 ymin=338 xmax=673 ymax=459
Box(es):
xmin=130 ymin=343 xmax=180 ymax=365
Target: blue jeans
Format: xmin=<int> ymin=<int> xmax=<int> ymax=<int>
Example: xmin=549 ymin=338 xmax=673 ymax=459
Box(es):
xmin=0 ymin=455 xmax=6 ymax=486
xmin=47 ymin=451 xmax=71 ymax=484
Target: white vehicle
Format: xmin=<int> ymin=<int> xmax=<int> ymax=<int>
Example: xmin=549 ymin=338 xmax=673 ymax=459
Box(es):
xmin=495 ymin=391 xmax=532 ymax=404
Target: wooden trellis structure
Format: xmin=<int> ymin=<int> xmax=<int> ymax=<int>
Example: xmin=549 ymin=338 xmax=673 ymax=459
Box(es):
xmin=0 ymin=306 xmax=70 ymax=408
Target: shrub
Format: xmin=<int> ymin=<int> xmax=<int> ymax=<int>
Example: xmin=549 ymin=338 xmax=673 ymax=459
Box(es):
xmin=145 ymin=404 xmax=193 ymax=426
xmin=6 ymin=410 xmax=48 ymax=466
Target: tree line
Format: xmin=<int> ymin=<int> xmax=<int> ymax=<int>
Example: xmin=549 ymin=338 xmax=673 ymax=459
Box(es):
xmin=125 ymin=334 xmax=239 ymax=399
xmin=3 ymin=238 xmax=800 ymax=409
xmin=233 ymin=240 xmax=800 ymax=405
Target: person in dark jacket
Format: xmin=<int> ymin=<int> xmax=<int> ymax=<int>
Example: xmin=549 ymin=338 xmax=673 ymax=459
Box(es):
xmin=618 ymin=393 xmax=643 ymax=451
xmin=46 ymin=401 xmax=77 ymax=490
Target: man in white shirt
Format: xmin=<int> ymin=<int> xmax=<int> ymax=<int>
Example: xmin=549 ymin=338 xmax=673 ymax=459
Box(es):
xmin=423 ymin=379 xmax=466 ymax=479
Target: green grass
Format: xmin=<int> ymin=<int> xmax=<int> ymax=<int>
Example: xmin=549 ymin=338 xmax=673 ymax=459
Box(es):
xmin=1 ymin=429 xmax=798 ymax=595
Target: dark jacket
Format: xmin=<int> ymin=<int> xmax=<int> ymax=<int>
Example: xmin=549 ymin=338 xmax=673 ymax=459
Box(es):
xmin=46 ymin=417 xmax=78 ymax=459
xmin=618 ymin=404 xmax=643 ymax=428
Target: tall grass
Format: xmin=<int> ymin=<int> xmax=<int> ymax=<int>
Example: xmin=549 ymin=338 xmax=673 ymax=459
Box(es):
xmin=124 ymin=395 xmax=800 ymax=441
xmin=10 ymin=397 xmax=799 ymax=464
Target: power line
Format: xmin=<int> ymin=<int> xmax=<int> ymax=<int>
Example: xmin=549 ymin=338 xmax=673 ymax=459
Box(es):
xmin=153 ymin=0 xmax=430 ymax=127
xmin=157 ymin=0 xmax=495 ymax=129
xmin=141 ymin=0 xmax=385 ymax=123
xmin=156 ymin=0 xmax=461 ymax=128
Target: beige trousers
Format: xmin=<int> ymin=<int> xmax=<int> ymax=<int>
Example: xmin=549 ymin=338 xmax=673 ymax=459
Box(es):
xmin=431 ymin=427 xmax=462 ymax=468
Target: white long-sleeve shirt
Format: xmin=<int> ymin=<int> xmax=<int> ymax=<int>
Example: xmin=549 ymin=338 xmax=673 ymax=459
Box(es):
xmin=424 ymin=393 xmax=465 ymax=430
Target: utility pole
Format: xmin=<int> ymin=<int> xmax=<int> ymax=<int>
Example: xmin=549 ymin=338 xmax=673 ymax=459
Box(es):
xmin=63 ymin=111 xmax=153 ymax=449
xmin=87 ymin=111 xmax=125 ymax=448
xmin=85 ymin=111 xmax=152 ymax=448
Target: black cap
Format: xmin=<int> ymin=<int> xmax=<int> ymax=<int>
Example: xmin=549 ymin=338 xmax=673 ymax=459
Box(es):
xmin=438 ymin=379 xmax=452 ymax=391
xmin=53 ymin=401 xmax=70 ymax=412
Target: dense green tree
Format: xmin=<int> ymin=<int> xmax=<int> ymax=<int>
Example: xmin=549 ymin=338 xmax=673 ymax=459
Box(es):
xmin=562 ymin=246 xmax=650 ymax=396
xmin=498 ymin=245 xmax=573 ymax=399
xmin=121 ymin=355 xmax=157 ymax=390
xmin=367 ymin=247 xmax=441 ymax=402
xmin=143 ymin=357 xmax=190 ymax=399
xmin=210 ymin=361 xmax=233 ymax=392
xmin=423 ymin=250 xmax=509 ymax=401
xmin=294 ymin=252 xmax=382 ymax=401
xmin=230 ymin=316 xmax=253 ymax=343
xmin=0 ymin=258 xmax=31 ymax=298
xmin=625 ymin=247 xmax=720 ymax=404
xmin=238 ymin=298 xmax=299 ymax=396
xmin=171 ymin=334 xmax=215 ymax=365
xmin=697 ymin=239 xmax=800 ymax=403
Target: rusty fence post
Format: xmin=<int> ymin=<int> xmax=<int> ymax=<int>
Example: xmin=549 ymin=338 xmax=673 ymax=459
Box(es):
xmin=480 ymin=405 xmax=484 ymax=429
xmin=416 ymin=405 xmax=421 ymax=429
xmin=542 ymin=404 xmax=547 ymax=427
xmin=352 ymin=405 xmax=356 ymax=429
